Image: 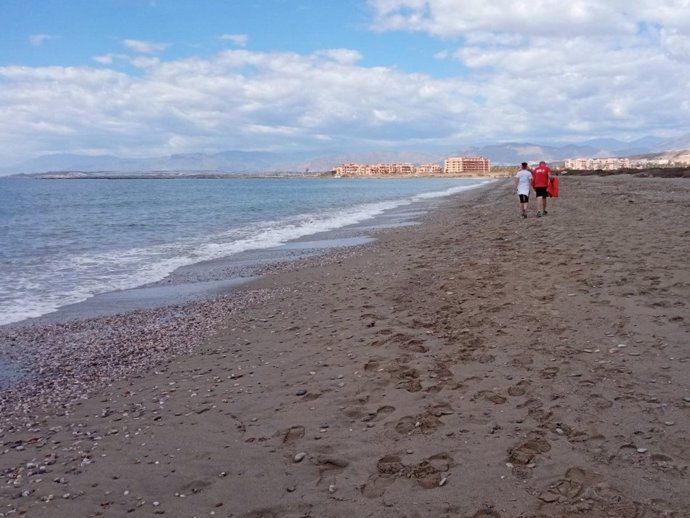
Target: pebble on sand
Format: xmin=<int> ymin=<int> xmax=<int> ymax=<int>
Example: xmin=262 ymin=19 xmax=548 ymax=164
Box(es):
xmin=294 ymin=452 xmax=307 ymax=462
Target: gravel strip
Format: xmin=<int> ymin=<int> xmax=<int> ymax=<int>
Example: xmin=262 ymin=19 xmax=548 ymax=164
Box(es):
xmin=0 ymin=245 xmax=365 ymax=431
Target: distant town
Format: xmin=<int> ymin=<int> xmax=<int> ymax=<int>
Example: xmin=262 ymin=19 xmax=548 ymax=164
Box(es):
xmin=334 ymin=156 xmax=495 ymax=177
xmin=564 ymin=156 xmax=690 ymax=170
xmin=333 ymin=153 xmax=690 ymax=177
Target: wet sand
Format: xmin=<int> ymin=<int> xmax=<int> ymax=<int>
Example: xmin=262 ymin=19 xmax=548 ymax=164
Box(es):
xmin=1 ymin=175 xmax=689 ymax=517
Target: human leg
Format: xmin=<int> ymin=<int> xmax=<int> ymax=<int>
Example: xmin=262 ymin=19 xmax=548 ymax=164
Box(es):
xmin=519 ymin=194 xmax=528 ymax=217
xmin=534 ymin=187 xmax=547 ymax=216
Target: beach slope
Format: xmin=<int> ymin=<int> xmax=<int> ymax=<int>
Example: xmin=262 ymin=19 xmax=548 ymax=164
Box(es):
xmin=1 ymin=176 xmax=689 ymax=517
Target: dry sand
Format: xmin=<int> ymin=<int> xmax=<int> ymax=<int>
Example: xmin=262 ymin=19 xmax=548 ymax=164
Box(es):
xmin=1 ymin=175 xmax=689 ymax=517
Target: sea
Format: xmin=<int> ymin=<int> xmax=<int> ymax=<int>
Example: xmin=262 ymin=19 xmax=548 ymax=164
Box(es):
xmin=0 ymin=175 xmax=490 ymax=327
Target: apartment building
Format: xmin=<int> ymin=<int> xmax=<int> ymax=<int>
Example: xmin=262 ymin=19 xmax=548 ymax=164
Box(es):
xmin=334 ymin=162 xmax=437 ymax=176
xmin=564 ymin=157 xmax=631 ymax=170
xmin=443 ymin=156 xmax=491 ymax=174
xmin=416 ymin=163 xmax=443 ymax=174
xmin=334 ymin=156 xmax=491 ymax=177
xmin=564 ymin=157 xmax=683 ymax=170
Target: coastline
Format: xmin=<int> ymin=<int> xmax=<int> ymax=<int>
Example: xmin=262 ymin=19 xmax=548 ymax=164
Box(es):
xmin=1 ymin=176 xmax=689 ymax=517
xmin=1 ymin=175 xmax=487 ymax=328
xmin=0 ymin=183 xmax=478 ymax=410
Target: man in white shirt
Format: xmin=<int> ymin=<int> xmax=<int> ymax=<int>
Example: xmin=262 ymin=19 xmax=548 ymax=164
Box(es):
xmin=514 ymin=162 xmax=533 ymax=218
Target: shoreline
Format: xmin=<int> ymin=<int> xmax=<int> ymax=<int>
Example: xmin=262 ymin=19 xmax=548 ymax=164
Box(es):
xmin=1 ymin=177 xmax=487 ymax=329
xmin=0 ymin=183 xmax=481 ymax=414
xmin=1 ymin=175 xmax=689 ymax=517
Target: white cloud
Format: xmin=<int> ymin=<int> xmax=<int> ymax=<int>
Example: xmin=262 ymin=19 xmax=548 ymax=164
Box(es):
xmin=365 ymin=0 xmax=690 ymax=141
xmin=661 ymin=29 xmax=690 ymax=62
xmin=313 ymin=49 xmax=363 ymax=65
xmin=2 ymin=2 xmax=690 ymax=162
xmin=93 ymin=54 xmax=115 ymax=65
xmin=367 ymin=0 xmax=690 ymax=37
xmin=29 ymin=34 xmax=54 ymax=47
xmin=220 ymin=34 xmax=249 ymax=47
xmin=0 ymin=51 xmax=474 ymax=160
xmin=131 ymin=56 xmax=161 ymax=68
xmin=122 ymin=39 xmax=170 ymax=54
xmin=2 ymin=37 xmax=689 ymax=162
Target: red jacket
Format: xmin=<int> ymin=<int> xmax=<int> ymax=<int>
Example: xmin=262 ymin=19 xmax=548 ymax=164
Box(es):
xmin=532 ymin=165 xmax=551 ymax=188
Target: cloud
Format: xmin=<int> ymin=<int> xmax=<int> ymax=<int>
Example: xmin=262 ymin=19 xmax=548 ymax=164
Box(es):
xmin=29 ymin=34 xmax=54 ymax=47
xmin=313 ymin=49 xmax=363 ymax=65
xmin=2 ymin=2 xmax=690 ymax=162
xmin=661 ymin=28 xmax=690 ymax=62
xmin=220 ymin=34 xmax=249 ymax=47
xmin=367 ymin=0 xmax=690 ymax=37
xmin=93 ymin=54 xmax=115 ymax=65
xmin=122 ymin=39 xmax=170 ymax=54
xmin=2 ymin=37 xmax=689 ymax=162
xmin=365 ymin=0 xmax=690 ymax=138
xmin=0 ymin=50 xmax=473 ymax=160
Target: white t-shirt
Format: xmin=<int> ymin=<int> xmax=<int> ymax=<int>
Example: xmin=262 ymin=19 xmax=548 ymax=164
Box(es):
xmin=515 ymin=169 xmax=532 ymax=195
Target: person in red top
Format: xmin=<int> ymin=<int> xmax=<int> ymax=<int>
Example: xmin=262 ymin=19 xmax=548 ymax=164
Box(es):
xmin=531 ymin=161 xmax=552 ymax=217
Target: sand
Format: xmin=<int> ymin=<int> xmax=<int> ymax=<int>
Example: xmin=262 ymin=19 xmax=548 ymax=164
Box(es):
xmin=1 ymin=175 xmax=689 ymax=517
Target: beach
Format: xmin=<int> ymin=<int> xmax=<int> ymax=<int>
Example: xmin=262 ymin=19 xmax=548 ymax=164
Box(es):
xmin=1 ymin=175 xmax=689 ymax=517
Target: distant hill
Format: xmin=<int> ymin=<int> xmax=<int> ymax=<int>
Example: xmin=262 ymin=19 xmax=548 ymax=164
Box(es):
xmin=1 ymin=150 xmax=449 ymax=176
xmin=458 ymin=135 xmax=680 ymax=165
xmin=2 ymin=133 xmax=688 ymax=175
xmin=2 ymin=151 xmax=308 ymax=176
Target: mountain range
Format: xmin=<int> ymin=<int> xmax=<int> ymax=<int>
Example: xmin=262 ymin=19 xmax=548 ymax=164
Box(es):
xmin=3 ymin=133 xmax=690 ymax=176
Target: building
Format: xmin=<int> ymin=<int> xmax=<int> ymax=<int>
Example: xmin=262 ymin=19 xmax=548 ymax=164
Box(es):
xmin=334 ymin=162 xmax=438 ymax=176
xmin=564 ymin=157 xmax=631 ymax=170
xmin=334 ymin=156 xmax=492 ymax=177
xmin=416 ymin=163 xmax=443 ymax=175
xmin=443 ymin=156 xmax=491 ymax=175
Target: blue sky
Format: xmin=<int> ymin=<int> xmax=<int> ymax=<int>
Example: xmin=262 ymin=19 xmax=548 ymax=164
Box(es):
xmin=1 ymin=0 xmax=689 ymax=164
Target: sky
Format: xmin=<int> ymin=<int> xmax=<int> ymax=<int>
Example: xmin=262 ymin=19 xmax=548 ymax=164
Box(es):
xmin=1 ymin=0 xmax=690 ymax=164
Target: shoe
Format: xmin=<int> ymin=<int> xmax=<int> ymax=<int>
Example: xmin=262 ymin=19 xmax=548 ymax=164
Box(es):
xmin=522 ymin=212 xmax=527 ymax=218
xmin=536 ymin=212 xmax=542 ymax=217
xmin=543 ymin=210 xmax=548 ymax=215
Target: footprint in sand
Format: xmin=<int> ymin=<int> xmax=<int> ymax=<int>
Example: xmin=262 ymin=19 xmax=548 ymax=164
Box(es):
xmin=538 ymin=467 xmax=590 ymax=503
xmin=361 ymin=313 xmax=384 ymax=321
xmin=358 ymin=405 xmax=396 ymax=422
xmin=240 ymin=503 xmax=313 ymax=518
xmin=470 ymin=509 xmax=502 ymax=518
xmin=431 ymin=360 xmax=454 ymax=379
xmin=386 ymin=363 xmax=423 ymax=392
xmin=374 ymin=454 xmax=405 ymax=476
xmin=280 ymin=425 xmax=305 ymax=445
xmin=394 ymin=412 xmax=442 ymax=435
xmin=508 ymin=380 xmax=531 ymax=396
xmin=540 ymin=366 xmax=559 ymax=379
xmin=540 ymin=470 xmax=647 ymax=518
xmin=316 ymin=455 xmax=350 ymax=485
xmin=511 ymin=354 xmax=534 ymax=368
xmin=508 ymin=432 xmax=551 ymax=466
xmin=427 ymin=402 xmax=454 ymax=416
xmin=361 ymin=473 xmax=396 ymax=498
xmin=374 ymin=405 xmax=396 ymax=419
xmin=474 ymin=390 xmax=507 ymax=404
xmin=361 ymin=452 xmax=454 ymax=497
xmin=399 ymin=338 xmax=429 ymax=353
xmin=363 ymin=358 xmax=382 ymax=372
xmin=177 ymin=478 xmax=213 ymax=496
xmin=476 ymin=353 xmax=495 ymax=364
xmin=584 ymin=394 xmax=614 ymax=411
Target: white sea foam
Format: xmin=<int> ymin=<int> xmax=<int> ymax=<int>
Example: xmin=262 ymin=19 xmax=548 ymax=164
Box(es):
xmin=0 ymin=200 xmax=402 ymax=325
xmin=412 ymin=180 xmax=494 ymax=200
xmin=0 ymin=179 xmax=486 ymax=325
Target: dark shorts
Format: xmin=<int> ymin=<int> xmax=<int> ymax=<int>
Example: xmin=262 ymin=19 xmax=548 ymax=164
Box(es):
xmin=534 ymin=186 xmax=548 ymax=198
xmin=518 ymin=194 xmax=529 ymax=203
